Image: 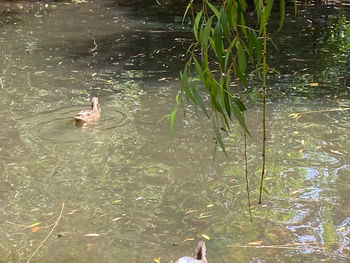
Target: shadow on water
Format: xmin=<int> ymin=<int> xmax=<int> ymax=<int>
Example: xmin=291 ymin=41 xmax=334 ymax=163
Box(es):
xmin=0 ymin=0 xmax=350 ymax=262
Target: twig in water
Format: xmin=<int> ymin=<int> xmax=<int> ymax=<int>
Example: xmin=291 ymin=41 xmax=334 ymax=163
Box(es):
xmin=90 ymin=36 xmax=98 ymax=52
xmin=290 ymin=107 xmax=350 ymax=121
xmin=27 ymin=202 xmax=65 ymax=263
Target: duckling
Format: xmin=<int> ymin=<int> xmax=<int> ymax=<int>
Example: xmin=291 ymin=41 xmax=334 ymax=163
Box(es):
xmin=74 ymin=97 xmax=100 ymax=124
xmin=176 ymin=241 xmax=207 ymax=263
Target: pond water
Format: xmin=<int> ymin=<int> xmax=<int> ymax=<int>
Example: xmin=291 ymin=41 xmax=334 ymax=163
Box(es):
xmin=0 ymin=1 xmax=349 ymax=262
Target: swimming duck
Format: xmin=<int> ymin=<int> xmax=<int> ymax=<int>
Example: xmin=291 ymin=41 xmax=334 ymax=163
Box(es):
xmin=176 ymin=241 xmax=207 ymax=263
xmin=74 ymin=97 xmax=100 ymax=124
xmin=307 ymin=15 xmax=329 ymax=27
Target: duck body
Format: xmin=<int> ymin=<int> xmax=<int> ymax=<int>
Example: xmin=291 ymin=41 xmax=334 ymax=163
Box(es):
xmin=75 ymin=97 xmax=100 ymax=124
xmin=176 ymin=241 xmax=207 ymax=263
xmin=176 ymin=256 xmax=206 ymax=263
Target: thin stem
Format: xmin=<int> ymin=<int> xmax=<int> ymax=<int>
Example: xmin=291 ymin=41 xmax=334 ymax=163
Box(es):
xmin=244 ymin=131 xmax=253 ymax=222
xmin=258 ymin=5 xmax=267 ymax=205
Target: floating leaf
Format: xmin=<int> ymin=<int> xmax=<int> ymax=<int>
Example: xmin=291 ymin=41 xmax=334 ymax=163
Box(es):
xmin=263 ymin=187 xmax=270 ymax=195
xmin=185 ymin=209 xmax=197 ymax=215
xmin=32 ymin=227 xmax=40 ymax=233
xmin=154 ymin=257 xmax=161 ymax=263
xmin=83 ymin=233 xmax=100 ymax=237
xmin=248 ymin=241 xmax=263 ymax=246
xmin=198 ymin=213 xmax=212 ymax=219
xmin=22 ymin=222 xmax=41 ymax=231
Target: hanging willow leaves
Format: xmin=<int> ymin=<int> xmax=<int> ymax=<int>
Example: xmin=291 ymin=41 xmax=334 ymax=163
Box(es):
xmin=174 ymin=0 xmax=285 ymax=205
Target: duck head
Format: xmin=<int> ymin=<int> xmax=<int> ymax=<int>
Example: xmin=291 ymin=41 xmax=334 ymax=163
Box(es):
xmin=196 ymin=241 xmax=206 ymax=261
xmin=91 ymin=97 xmax=100 ymax=112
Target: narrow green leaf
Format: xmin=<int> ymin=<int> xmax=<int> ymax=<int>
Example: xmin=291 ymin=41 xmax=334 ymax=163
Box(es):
xmin=248 ymin=32 xmax=254 ymax=62
xmin=212 ymin=99 xmax=229 ymax=128
xmin=175 ymin=91 xmax=181 ymax=105
xmin=226 ymin=0 xmax=236 ymax=31
xmin=193 ymin=57 xmax=204 ymax=82
xmin=237 ymin=41 xmax=247 ymax=73
xmin=223 ymin=88 xmax=231 ymax=120
xmin=212 ymin=118 xmax=227 ymax=155
xmin=192 ymin=87 xmax=209 ymax=118
xmin=223 ymin=73 xmax=232 ymax=119
xmin=194 ymin=10 xmax=203 ymax=41
xmin=238 ymin=0 xmax=247 ymax=11
xmin=206 ymin=1 xmax=220 ymax=19
xmin=232 ymin=104 xmax=250 ymax=135
xmin=220 ymin=8 xmax=229 ymax=39
xmin=224 ymin=37 xmax=237 ymax=70
xmin=278 ymin=0 xmax=285 ymax=32
xmin=264 ymin=0 xmax=274 ymax=24
xmin=234 ymin=63 xmax=247 ymax=88
xmin=169 ymin=106 xmax=178 ymax=132
xmin=201 ymin=16 xmax=213 ymax=51
xmin=237 ymin=4 xmax=247 ymax=37
xmin=195 ymin=10 xmax=203 ymax=30
xmin=254 ymin=0 xmax=262 ymax=23
xmin=233 ymin=97 xmax=247 ymax=112
xmin=180 ymin=70 xmax=195 ymax=103
xmin=214 ymin=22 xmax=223 ymax=68
xmin=182 ymin=0 xmax=193 ymax=25
xmin=255 ymin=35 xmax=263 ymax=63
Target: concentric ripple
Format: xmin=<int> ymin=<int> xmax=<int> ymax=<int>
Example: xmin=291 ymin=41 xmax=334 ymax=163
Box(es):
xmin=21 ymin=105 xmax=129 ymax=144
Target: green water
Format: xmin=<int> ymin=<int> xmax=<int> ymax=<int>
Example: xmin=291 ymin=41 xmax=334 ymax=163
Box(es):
xmin=0 ymin=1 xmax=349 ymax=262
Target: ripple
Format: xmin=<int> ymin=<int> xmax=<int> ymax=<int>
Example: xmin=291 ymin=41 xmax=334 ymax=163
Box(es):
xmin=21 ymin=105 xmax=129 ymax=144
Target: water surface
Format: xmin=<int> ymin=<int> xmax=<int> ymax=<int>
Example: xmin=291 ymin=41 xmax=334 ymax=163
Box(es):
xmin=0 ymin=1 xmax=349 ymax=262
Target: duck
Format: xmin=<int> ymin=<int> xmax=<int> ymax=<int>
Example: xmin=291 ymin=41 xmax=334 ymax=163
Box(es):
xmin=74 ymin=97 xmax=100 ymax=124
xmin=307 ymin=15 xmax=329 ymax=27
xmin=176 ymin=241 xmax=207 ymax=263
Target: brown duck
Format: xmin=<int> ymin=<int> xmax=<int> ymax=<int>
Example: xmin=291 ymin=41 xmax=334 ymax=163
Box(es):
xmin=176 ymin=241 xmax=208 ymax=263
xmin=75 ymin=97 xmax=100 ymax=124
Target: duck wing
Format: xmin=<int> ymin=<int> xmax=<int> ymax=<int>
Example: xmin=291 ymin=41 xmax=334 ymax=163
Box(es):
xmin=75 ymin=109 xmax=92 ymax=121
